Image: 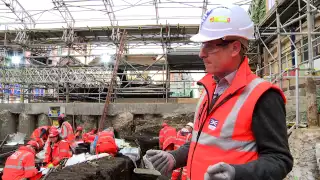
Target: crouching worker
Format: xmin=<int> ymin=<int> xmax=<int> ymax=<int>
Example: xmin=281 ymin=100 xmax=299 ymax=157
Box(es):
xmin=30 ymin=126 xmax=50 ymax=150
xmin=159 ymin=121 xmax=177 ymax=151
xmin=2 ymin=140 xmax=40 ymax=180
xmin=75 ymin=126 xmax=83 ymax=141
xmin=43 ymin=127 xmax=72 ymax=167
xmin=94 ymin=127 xmax=118 ymax=156
xmin=57 ymin=114 xmax=76 ymax=151
xmin=83 ymin=128 xmax=97 ymax=144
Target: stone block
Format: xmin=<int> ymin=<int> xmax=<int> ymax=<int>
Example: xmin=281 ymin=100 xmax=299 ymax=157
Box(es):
xmin=299 ymin=88 xmax=306 ymax=96
xmin=111 ymin=112 xmax=134 ymax=137
xmin=18 ymin=113 xmax=36 ymax=137
xmin=82 ymin=115 xmax=97 ymax=132
xmin=37 ymin=114 xmax=50 ymax=126
xmin=0 ymin=110 xmax=17 ymax=139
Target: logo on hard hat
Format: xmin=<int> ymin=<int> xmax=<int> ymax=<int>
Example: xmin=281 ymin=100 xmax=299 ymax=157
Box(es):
xmin=209 ymin=16 xmax=230 ymax=23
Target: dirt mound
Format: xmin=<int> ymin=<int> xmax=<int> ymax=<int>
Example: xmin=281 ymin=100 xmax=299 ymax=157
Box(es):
xmin=0 ymin=144 xmax=21 ymax=165
xmin=46 ymin=156 xmax=134 ymax=180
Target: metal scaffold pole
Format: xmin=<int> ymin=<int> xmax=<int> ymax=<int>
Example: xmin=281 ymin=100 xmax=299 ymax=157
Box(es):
xmin=98 ymin=30 xmax=127 ymax=132
xmin=307 ymin=0 xmax=314 ymax=70
xmin=295 ymin=49 xmax=300 ymax=128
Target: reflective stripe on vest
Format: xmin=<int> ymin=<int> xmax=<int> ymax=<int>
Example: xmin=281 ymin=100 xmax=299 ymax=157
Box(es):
xmin=220 ymin=78 xmax=265 ymax=138
xmin=4 ymin=152 xmax=35 ymax=170
xmin=163 ymin=136 xmax=175 ymax=146
xmin=194 ymin=91 xmax=207 ymax=122
xmin=192 ymin=78 xmax=264 ymax=152
xmin=191 ymin=130 xmax=256 ymax=152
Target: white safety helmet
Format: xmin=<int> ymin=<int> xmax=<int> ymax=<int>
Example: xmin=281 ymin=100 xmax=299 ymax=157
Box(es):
xmin=190 ymin=4 xmax=255 ymax=44
xmin=186 ymin=122 xmax=194 ymax=129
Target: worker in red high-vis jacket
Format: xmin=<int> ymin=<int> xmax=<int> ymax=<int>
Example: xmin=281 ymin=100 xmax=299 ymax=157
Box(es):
xmin=159 ymin=121 xmax=177 ymax=151
xmin=30 ymin=126 xmax=50 ymax=150
xmin=58 ymin=114 xmax=76 ymax=150
xmin=43 ymin=127 xmax=72 ymax=167
xmin=95 ymin=128 xmax=118 ymax=156
xmin=2 ymin=140 xmax=40 ymax=180
xmin=75 ymin=126 xmax=83 ymax=141
xmin=171 ymin=122 xmax=193 ymax=180
xmin=83 ymin=128 xmax=97 ymax=143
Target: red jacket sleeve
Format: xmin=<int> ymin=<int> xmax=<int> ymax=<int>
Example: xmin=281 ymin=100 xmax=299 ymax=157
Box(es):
xmin=23 ymin=153 xmax=38 ymax=178
xmin=52 ymin=141 xmax=72 ymax=166
xmin=43 ymin=143 xmax=51 ymax=163
xmin=159 ymin=129 xmax=164 ymax=149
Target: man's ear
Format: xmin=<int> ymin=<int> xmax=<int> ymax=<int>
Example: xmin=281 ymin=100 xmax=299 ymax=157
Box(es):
xmin=231 ymin=41 xmax=242 ymax=57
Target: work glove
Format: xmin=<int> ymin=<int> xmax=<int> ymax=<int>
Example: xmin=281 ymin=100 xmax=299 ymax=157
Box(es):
xmin=143 ymin=150 xmax=176 ymax=176
xmin=204 ymin=162 xmax=235 ymax=180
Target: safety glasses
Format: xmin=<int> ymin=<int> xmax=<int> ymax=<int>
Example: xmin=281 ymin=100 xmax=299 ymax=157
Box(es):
xmin=201 ymin=40 xmax=235 ymax=54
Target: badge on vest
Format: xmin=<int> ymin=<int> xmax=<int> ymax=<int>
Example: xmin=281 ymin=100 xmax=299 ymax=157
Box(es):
xmin=208 ymin=118 xmax=219 ymax=130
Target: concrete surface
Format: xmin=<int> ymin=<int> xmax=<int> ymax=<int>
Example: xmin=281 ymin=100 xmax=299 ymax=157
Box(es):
xmin=0 ymin=110 xmax=16 ymax=139
xmin=0 ymin=103 xmax=197 ymax=116
xmin=37 ymin=114 xmax=50 ymax=126
xmin=18 ymin=113 xmax=36 ymax=137
xmin=286 ymin=128 xmax=320 ymax=180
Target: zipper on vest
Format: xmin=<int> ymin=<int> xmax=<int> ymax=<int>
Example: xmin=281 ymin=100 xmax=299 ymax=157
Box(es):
xmin=189 ymin=83 xmax=245 ymax=179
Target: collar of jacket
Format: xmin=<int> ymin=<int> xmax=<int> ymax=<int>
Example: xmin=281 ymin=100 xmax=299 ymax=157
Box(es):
xmin=197 ymin=57 xmax=253 ymax=109
xmin=19 ymin=146 xmax=36 ymax=155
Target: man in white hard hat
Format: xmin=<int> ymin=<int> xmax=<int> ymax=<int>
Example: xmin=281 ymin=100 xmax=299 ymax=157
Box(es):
xmin=143 ymin=4 xmax=293 ymax=180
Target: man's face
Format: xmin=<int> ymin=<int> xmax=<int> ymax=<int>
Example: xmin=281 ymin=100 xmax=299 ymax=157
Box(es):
xmin=199 ymin=39 xmax=242 ymax=76
xmin=185 ymin=126 xmax=193 ymax=132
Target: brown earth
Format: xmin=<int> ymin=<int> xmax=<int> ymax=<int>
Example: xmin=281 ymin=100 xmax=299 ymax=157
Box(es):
xmin=46 ymin=156 xmax=134 ymax=180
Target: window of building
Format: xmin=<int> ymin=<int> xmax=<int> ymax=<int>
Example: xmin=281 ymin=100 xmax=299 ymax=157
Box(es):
xmin=303 ymin=38 xmax=308 ymax=62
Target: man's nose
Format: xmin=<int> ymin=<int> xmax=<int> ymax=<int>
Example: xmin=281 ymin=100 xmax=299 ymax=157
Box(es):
xmin=199 ymin=48 xmax=207 ymax=59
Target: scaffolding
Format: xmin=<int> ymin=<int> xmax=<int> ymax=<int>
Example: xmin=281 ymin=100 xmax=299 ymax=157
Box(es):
xmin=250 ymin=0 xmax=320 ymax=127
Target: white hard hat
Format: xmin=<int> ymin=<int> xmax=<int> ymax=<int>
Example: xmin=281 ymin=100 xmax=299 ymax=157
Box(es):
xmin=186 ymin=122 xmax=194 ymax=129
xmin=190 ymin=4 xmax=255 ymax=43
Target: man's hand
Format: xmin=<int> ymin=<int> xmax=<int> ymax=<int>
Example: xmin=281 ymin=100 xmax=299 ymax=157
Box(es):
xmin=143 ymin=150 xmax=176 ymax=176
xmin=204 ymin=162 xmax=235 ymax=180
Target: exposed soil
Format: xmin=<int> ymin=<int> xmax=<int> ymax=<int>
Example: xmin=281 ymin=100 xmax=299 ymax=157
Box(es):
xmin=122 ymin=135 xmax=159 ymax=155
xmin=0 ymin=144 xmax=20 ymax=165
xmin=46 ymin=155 xmax=135 ymax=180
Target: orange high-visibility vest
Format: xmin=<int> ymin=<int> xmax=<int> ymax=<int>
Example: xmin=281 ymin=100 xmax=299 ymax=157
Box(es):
xmin=186 ymin=57 xmax=286 ymax=179
xmin=44 ymin=140 xmax=72 ymax=166
xmin=60 ymin=121 xmax=75 ymax=143
xmin=2 ymin=146 xmax=38 ymax=180
xmin=174 ymin=129 xmax=192 ymax=150
xmin=95 ymin=131 xmax=117 ymax=156
xmin=159 ymin=126 xmax=176 ymax=151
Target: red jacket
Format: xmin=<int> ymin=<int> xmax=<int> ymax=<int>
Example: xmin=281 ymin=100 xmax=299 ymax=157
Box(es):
xmin=159 ymin=125 xmax=177 ymax=150
xmin=44 ymin=140 xmax=72 ymax=166
xmin=83 ymin=130 xmax=96 ymax=143
xmin=60 ymin=121 xmax=75 ymax=143
xmin=186 ymin=57 xmax=286 ymax=179
xmin=30 ymin=126 xmax=50 ymax=149
xmin=95 ymin=131 xmax=118 ymax=156
xmin=174 ymin=128 xmax=192 ymax=150
xmin=2 ymin=146 xmax=38 ymax=180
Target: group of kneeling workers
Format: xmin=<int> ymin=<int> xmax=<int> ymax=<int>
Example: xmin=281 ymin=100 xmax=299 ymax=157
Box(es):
xmin=158 ymin=121 xmax=194 ymax=180
xmin=2 ymin=114 xmax=118 ymax=180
